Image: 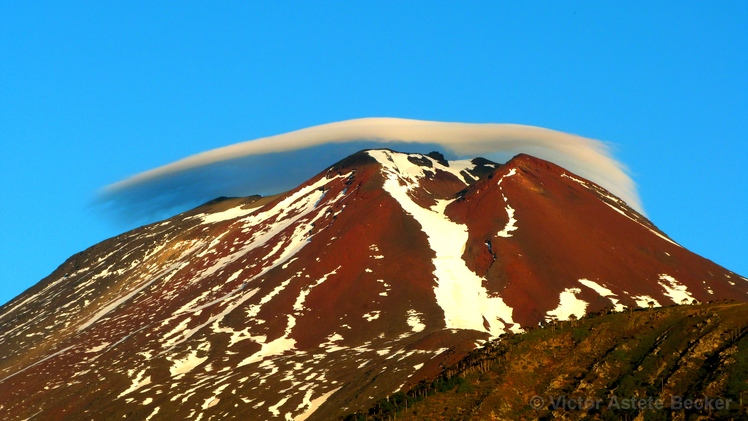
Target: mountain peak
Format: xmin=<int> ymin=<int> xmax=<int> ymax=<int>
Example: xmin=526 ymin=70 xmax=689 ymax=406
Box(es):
xmin=501 ymin=152 xmax=578 ymax=181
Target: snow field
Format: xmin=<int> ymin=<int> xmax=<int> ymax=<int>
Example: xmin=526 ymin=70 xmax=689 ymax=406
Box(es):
xmin=368 ymin=150 xmax=517 ymax=336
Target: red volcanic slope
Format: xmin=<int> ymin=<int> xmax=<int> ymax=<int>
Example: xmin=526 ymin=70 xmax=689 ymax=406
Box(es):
xmin=0 ymin=149 xmax=745 ymax=420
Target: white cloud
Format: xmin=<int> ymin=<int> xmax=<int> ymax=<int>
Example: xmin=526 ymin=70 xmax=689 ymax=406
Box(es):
xmin=100 ymin=117 xmax=641 ymax=222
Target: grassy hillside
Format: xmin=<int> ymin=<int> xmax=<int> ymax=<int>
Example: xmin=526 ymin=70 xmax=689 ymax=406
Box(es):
xmin=343 ymin=302 xmax=748 ymax=420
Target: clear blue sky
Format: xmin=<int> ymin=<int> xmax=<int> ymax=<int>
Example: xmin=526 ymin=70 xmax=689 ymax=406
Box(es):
xmin=1 ymin=2 xmax=746 ymax=305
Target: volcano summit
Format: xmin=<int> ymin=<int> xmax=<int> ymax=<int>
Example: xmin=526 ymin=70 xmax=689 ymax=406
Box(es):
xmin=1 ymin=149 xmax=745 ymax=420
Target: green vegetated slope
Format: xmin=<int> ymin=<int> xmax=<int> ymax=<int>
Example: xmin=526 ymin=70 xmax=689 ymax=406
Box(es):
xmin=344 ymin=302 xmax=748 ymax=421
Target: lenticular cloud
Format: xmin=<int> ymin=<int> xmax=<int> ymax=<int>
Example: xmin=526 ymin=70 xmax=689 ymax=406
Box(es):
xmin=100 ymin=118 xmax=641 ymax=224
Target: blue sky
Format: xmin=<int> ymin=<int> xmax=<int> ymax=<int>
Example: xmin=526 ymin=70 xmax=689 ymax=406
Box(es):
xmin=1 ymin=2 xmax=746 ymax=305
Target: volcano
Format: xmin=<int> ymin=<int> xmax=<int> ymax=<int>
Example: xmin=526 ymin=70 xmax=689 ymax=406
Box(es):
xmin=1 ymin=149 xmax=745 ymax=420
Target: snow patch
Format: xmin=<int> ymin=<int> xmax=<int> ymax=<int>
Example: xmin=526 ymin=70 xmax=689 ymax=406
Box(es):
xmin=294 ymin=387 xmax=341 ymax=421
xmin=268 ymin=396 xmax=290 ymax=417
xmin=169 ymin=342 xmax=210 ymax=376
xmin=546 ymin=288 xmax=588 ymax=321
xmin=632 ymin=295 xmax=661 ymax=308
xmin=237 ymin=315 xmax=297 ymax=367
xmin=443 ymin=159 xmax=482 ymax=182
xmin=202 ymin=384 xmax=229 ymax=409
xmin=282 ymin=257 xmax=298 ymax=269
xmin=362 ymin=311 xmax=381 ymax=322
xmin=145 ymin=407 xmax=160 ymax=421
xmin=118 ymin=369 xmax=151 ymax=397
xmin=658 ymin=274 xmax=695 ymax=304
xmin=496 ymin=205 xmax=518 ymax=238
xmin=406 ymin=309 xmax=425 ymax=333
xmin=320 ymin=333 xmax=346 ymax=353
xmin=85 ymin=342 xmax=110 ymax=353
xmin=198 ymin=206 xmax=258 ymax=224
xmin=293 ymin=267 xmax=340 ymax=312
xmin=578 ymin=279 xmax=625 ymax=312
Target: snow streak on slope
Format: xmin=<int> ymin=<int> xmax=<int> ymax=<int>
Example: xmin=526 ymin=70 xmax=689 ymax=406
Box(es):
xmin=367 ymin=150 xmax=517 ymax=336
xmin=198 ymin=206 xmax=258 ymax=224
xmin=294 ymin=387 xmax=342 ymax=421
xmin=496 ymin=168 xmax=518 ymax=238
xmin=77 ymin=262 xmax=185 ymax=332
xmin=561 ymin=172 xmax=680 ymax=247
xmin=578 ymin=279 xmax=625 ymax=312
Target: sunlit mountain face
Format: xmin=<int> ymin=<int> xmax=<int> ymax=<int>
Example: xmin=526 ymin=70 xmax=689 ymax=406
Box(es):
xmin=1 ymin=149 xmax=745 ymax=421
